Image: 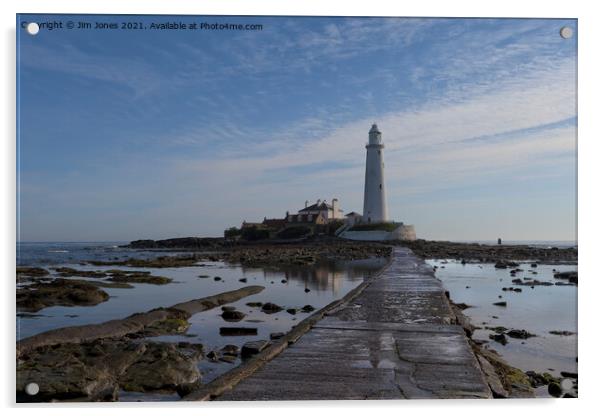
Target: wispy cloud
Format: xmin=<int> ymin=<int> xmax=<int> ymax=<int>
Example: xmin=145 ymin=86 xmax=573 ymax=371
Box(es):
xmin=18 ymin=16 xmax=577 ymax=240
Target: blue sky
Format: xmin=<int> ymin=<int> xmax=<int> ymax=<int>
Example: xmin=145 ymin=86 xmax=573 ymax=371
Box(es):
xmin=17 ymin=15 xmax=577 ymax=242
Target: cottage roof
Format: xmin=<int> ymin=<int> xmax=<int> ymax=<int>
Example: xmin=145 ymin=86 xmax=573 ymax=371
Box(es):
xmin=345 ymin=211 xmax=362 ymax=217
xmin=262 ymin=218 xmax=286 ymax=229
xmin=299 ymin=201 xmax=332 ymax=212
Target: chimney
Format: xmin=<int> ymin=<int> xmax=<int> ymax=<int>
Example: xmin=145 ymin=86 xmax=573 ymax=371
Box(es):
xmin=332 ymin=198 xmax=340 ymax=219
xmin=317 ymin=199 xmax=321 ymax=205
xmin=305 ymin=200 xmax=309 ymax=208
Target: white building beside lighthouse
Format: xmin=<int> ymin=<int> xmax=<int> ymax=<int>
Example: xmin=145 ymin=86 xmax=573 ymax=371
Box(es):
xmin=362 ymin=123 xmax=388 ymax=223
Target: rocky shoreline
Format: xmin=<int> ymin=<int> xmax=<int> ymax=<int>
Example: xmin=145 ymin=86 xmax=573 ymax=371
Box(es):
xmin=17 ymin=286 xmax=265 ymax=401
xmin=399 ymin=239 xmax=577 ymax=264
xmin=449 ymin=298 xmax=577 ymax=398
xmin=109 ymin=238 xmax=393 ymax=267
xmin=121 ymin=236 xmax=577 ymax=266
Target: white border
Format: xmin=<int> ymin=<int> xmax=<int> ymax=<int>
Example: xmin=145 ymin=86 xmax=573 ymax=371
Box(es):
xmin=2 ymin=1 xmax=600 ymax=415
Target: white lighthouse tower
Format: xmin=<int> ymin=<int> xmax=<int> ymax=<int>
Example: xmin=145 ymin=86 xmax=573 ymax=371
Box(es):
xmin=362 ymin=123 xmax=388 ymax=223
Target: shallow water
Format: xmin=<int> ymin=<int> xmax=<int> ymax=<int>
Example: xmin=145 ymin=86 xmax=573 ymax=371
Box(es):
xmin=17 ymin=243 xmax=387 ymax=399
xmin=428 ymin=259 xmax=577 ymax=397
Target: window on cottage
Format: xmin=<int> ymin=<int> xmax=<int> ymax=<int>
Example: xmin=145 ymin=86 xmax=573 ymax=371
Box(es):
xmin=379 ymin=184 xmax=382 ymax=190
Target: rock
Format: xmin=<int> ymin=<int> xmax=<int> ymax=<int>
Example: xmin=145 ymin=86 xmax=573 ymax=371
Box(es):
xmin=530 ymin=263 xmax=538 ymax=268
xmin=16 ymin=340 xmax=203 ymax=401
xmin=506 ymin=329 xmax=536 ymax=339
xmin=239 ymin=278 xmax=247 ymax=283
xmin=206 ymin=351 xmax=219 ymax=362
xmin=512 ymin=278 xmax=554 ymax=287
xmin=108 ymin=272 xmax=172 ymax=285
xmin=221 ymin=310 xmax=246 ymax=322
xmin=16 ymin=267 xmax=50 ymax=281
xmin=560 ymin=371 xmax=577 ymax=379
xmin=270 ymin=332 xmax=285 ymax=340
xmin=473 ymin=344 xmax=534 ymax=398
xmin=286 ymin=308 xmax=297 ymax=315
xmin=220 ymin=344 xmax=239 ymax=356
xmin=214 ymin=276 xmax=222 ymax=281
xmin=493 ymin=301 xmax=507 ymax=307
xmin=301 ymin=304 xmax=316 ymax=313
xmin=549 ymin=330 xmax=576 ymax=336
xmin=198 ymin=275 xmax=210 ymax=278
xmin=526 ymin=371 xmax=558 ymax=387
xmin=246 ymin=302 xmax=263 ymax=307
xmin=221 ymin=306 xmax=236 ymax=312
xmin=144 ymin=316 xmax=191 ymax=335
xmin=281 ymin=279 xmax=287 ymax=284
xmin=118 ymin=342 xmax=202 ymax=393
xmin=477 ymin=355 xmax=508 ymax=398
xmin=219 ymin=327 xmax=258 ymax=336
xmin=241 ymin=340 xmax=269 ymax=358
xmin=304 ymin=288 xmax=311 ymax=293
xmin=89 ymin=254 xmax=202 ymax=268
xmin=513 ymin=288 xmax=522 ymax=292
xmin=261 ymin=302 xmax=283 ymax=314
xmin=53 ymin=267 xmax=108 ymax=278
xmin=495 ymin=260 xmax=521 ymax=268
xmin=554 ymin=271 xmax=578 ymax=284
xmin=126 ymin=237 xmax=223 ymax=250
xmin=176 ymin=380 xmax=202 ymax=397
xmin=489 ymin=333 xmax=508 ymax=345
xmin=219 ymin=354 xmax=237 ymax=363
xmin=548 ymin=382 xmax=563 ymax=397
xmin=454 ymin=302 xmax=471 ymax=310
xmin=485 ymin=326 xmax=508 ymax=334
xmin=17 ymin=279 xmax=109 ymax=312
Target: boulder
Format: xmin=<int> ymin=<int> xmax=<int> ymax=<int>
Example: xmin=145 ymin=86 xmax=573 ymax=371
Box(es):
xmin=241 ymin=340 xmax=269 ymax=358
xmin=17 ymin=279 xmax=109 ymax=312
xmin=506 ymin=329 xmax=536 ymax=339
xmin=261 ymin=302 xmax=283 ymax=314
xmin=221 ymin=310 xmax=246 ymax=322
xmin=489 ymin=333 xmax=508 ymax=345
xmin=220 ymin=344 xmax=239 ymax=356
xmin=548 ymin=382 xmax=563 ymax=397
xmin=301 ymin=305 xmax=316 ymax=313
xmin=16 ymin=340 xmax=203 ymax=401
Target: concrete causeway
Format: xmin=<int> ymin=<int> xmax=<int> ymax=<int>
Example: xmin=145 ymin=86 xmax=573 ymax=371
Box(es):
xmin=217 ymin=247 xmax=491 ymax=400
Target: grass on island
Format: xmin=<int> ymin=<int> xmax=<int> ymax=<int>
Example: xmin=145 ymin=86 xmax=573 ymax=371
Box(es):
xmin=348 ymin=222 xmax=400 ymax=232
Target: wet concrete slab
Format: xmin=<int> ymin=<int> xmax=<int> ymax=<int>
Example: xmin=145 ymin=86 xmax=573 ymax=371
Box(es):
xmin=218 ymin=247 xmax=491 ymax=400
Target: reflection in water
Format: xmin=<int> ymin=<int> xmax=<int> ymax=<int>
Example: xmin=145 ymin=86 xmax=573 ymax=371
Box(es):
xmin=243 ymin=257 xmax=389 ymax=297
